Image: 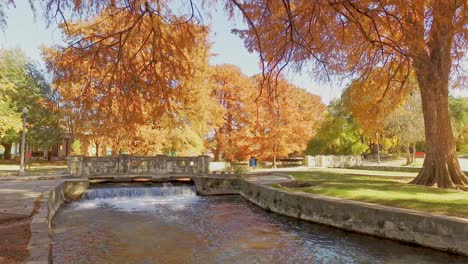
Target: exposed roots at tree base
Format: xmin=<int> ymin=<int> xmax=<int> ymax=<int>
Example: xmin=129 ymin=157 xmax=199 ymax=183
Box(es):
xmin=410 ymin=162 xmax=468 ymax=189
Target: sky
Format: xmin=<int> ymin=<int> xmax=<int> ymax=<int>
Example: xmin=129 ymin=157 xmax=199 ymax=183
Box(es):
xmin=1 ymin=1 xmax=466 ymax=103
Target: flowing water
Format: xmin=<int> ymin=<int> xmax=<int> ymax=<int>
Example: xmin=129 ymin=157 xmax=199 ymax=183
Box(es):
xmin=52 ymin=183 xmax=468 ymax=264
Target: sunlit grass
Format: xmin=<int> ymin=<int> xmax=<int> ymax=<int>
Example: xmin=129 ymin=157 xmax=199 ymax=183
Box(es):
xmin=278 ymin=169 xmax=468 ymax=218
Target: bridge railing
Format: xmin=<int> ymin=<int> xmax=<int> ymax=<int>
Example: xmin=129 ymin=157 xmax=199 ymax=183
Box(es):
xmin=67 ymin=154 xmax=210 ymax=177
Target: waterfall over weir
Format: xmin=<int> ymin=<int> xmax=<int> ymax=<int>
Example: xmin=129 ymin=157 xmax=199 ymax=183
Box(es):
xmin=73 ymin=183 xmax=198 ymax=212
xmin=83 ymin=183 xmax=197 ymax=200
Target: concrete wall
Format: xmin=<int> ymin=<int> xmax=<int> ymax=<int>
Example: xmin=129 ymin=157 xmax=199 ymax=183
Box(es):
xmin=305 ymin=155 xmax=362 ymax=168
xmin=194 ymin=176 xmax=468 ymax=256
xmin=26 ymin=180 xmax=89 ymax=263
xmin=68 ymin=154 xmax=211 ymax=177
xmin=209 ymin=161 xmax=230 ymax=172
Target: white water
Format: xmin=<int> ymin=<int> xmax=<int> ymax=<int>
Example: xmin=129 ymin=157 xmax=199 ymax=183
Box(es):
xmin=73 ymin=183 xmax=198 ymax=212
xmin=83 ymin=183 xmax=197 ymax=199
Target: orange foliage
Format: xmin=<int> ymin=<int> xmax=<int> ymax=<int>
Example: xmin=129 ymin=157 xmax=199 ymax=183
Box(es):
xmin=253 ymin=76 xmax=325 ymax=165
xmin=342 ymin=68 xmax=417 ymax=136
xmin=208 ymin=65 xmax=325 ymax=162
xmin=208 ymin=65 xmax=259 ymax=161
xmin=44 ymin=6 xmax=223 ymax=155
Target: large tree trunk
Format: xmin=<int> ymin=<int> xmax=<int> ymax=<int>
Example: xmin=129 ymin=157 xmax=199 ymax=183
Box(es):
xmin=2 ymin=143 xmax=12 ymax=160
xmin=95 ymin=142 xmax=100 ymax=157
xmin=410 ymin=84 xmax=467 ymax=188
xmin=213 ymin=146 xmax=221 ymax=161
xmin=410 ymin=1 xmax=467 ymax=188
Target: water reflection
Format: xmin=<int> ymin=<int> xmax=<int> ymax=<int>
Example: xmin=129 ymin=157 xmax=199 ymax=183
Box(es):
xmin=52 ymin=185 xmax=468 ymax=264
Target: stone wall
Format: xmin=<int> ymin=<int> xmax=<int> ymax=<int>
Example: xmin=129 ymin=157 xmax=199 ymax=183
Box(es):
xmin=194 ymin=176 xmax=468 ymax=256
xmin=209 ymin=161 xmax=230 ymax=172
xmin=26 ymin=180 xmax=89 ymax=263
xmin=305 ymin=155 xmax=362 ymax=168
xmin=68 ymin=154 xmax=211 ymax=177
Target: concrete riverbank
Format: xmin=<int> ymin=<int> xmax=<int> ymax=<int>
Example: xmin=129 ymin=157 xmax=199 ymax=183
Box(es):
xmin=195 ymin=176 xmax=468 ymax=256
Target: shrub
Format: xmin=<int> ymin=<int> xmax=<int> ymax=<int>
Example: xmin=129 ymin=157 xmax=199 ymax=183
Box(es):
xmin=71 ymin=139 xmax=82 ymax=155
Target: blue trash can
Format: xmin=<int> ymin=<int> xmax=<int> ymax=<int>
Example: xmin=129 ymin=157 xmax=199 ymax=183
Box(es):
xmin=249 ymin=157 xmax=257 ymax=167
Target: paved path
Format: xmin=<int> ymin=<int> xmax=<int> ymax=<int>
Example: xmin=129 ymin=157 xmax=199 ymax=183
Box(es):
xmin=247 ymin=167 xmax=416 ymax=177
xmin=0 ymin=180 xmax=64 ymax=263
xmin=0 ymin=180 xmax=62 ymax=223
xmin=244 ymin=173 xmax=294 ymax=185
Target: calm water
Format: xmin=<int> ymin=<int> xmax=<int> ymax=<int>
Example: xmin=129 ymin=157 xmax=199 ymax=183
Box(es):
xmin=52 ymin=184 xmax=468 ymax=264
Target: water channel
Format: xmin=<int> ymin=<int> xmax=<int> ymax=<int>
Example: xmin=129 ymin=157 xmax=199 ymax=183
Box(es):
xmin=52 ymin=183 xmax=468 ymax=264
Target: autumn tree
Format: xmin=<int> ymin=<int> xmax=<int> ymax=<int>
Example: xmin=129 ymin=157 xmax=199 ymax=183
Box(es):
xmin=307 ymin=99 xmax=367 ymax=156
xmin=207 ymin=64 xmax=258 ymax=161
xmin=229 ymin=0 xmax=468 ymax=188
xmin=342 ymin=69 xmax=424 ymax=162
xmin=43 ymin=6 xmax=222 ymax=156
xmin=253 ymin=76 xmax=325 ymax=167
xmin=0 ymin=49 xmax=63 ymax=159
xmin=449 ymin=97 xmax=468 ymax=153
xmin=0 ymin=50 xmax=22 ymax=142
xmin=342 ymin=68 xmax=415 ymax=138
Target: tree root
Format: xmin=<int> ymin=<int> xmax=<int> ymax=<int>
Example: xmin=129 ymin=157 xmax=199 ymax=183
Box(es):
xmin=410 ymin=159 xmax=467 ymax=189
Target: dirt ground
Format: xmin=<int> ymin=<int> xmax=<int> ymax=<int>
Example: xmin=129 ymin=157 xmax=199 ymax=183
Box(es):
xmin=0 ymin=194 xmax=42 ymax=263
xmin=0 ymin=218 xmax=31 ymax=263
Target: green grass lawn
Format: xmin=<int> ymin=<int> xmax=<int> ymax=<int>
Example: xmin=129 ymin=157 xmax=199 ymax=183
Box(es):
xmin=0 ymin=160 xmax=67 ymax=176
xmin=277 ymin=169 xmax=468 ymax=219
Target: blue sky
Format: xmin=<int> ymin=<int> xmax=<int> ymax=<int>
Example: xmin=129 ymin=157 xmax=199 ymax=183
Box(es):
xmin=1 ymin=1 xmax=466 ymax=103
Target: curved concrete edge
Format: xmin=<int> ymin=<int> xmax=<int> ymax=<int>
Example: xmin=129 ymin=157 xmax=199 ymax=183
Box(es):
xmin=194 ymin=176 xmax=468 ymax=256
xmin=25 ymin=180 xmax=89 ymax=264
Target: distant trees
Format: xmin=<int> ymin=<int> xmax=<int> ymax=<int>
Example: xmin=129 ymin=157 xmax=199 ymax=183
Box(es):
xmin=342 ymin=69 xmax=414 ymax=138
xmin=206 ymin=65 xmax=325 ymax=165
xmin=308 ymin=75 xmax=426 ymax=166
xmin=449 ymin=97 xmax=468 ymax=154
xmin=0 ymin=128 xmax=19 ymax=160
xmin=44 ymin=14 xmax=325 ymax=159
xmin=208 ymin=65 xmax=258 ymax=161
xmin=306 ymin=100 xmax=366 ymax=156
xmin=0 ymin=49 xmax=63 ymax=159
xmin=384 ymin=92 xmax=425 ymax=165
xmin=341 ymin=70 xmax=425 ymax=165
xmin=254 ymin=76 xmax=324 ymax=167
xmin=0 ymin=51 xmax=23 ymax=156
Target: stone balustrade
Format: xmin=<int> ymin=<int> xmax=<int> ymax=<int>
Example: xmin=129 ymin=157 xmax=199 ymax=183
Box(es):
xmin=67 ymin=154 xmax=210 ymax=177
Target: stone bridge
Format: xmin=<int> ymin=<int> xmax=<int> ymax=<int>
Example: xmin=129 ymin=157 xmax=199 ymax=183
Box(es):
xmin=67 ymin=154 xmax=210 ymax=177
